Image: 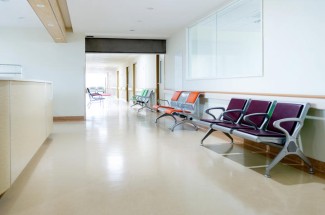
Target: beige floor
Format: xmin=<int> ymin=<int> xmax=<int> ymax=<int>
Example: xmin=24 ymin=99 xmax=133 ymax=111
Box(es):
xmin=0 ymin=99 xmax=324 ymax=215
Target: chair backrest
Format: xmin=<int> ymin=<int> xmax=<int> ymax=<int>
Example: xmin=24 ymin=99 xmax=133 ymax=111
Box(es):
xmin=266 ymin=102 xmax=309 ymax=135
xmin=223 ymin=98 xmax=249 ymax=122
xmin=171 ymin=91 xmax=190 ymax=108
xmin=170 ymin=91 xmax=183 ymax=107
xmin=134 ymin=89 xmax=147 ymax=100
xmin=97 ymin=86 xmax=105 ymax=93
xmin=241 ymin=100 xmax=272 ymax=127
xmin=141 ymin=89 xmax=148 ymax=96
xmin=171 ymin=91 xmax=182 ymax=101
xmin=182 ymin=92 xmax=201 ymax=111
xmin=88 ymin=87 xmax=97 ymax=93
xmin=87 ymin=88 xmax=96 ymax=100
xmin=143 ymin=90 xmax=153 ymax=102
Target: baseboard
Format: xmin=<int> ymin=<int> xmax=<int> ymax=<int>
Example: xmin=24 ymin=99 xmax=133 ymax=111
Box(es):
xmin=244 ymin=139 xmax=325 ymax=173
xmin=53 ymin=116 xmax=85 ymax=122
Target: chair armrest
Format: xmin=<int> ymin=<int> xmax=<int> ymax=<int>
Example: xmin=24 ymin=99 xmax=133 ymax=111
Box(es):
xmin=273 ymin=118 xmax=303 ymax=138
xmin=243 ymin=113 xmax=269 ymax=130
xmin=157 ymin=99 xmax=170 ymax=106
xmin=222 ymin=109 xmax=244 ymax=124
xmin=205 ymin=107 xmax=226 ymax=120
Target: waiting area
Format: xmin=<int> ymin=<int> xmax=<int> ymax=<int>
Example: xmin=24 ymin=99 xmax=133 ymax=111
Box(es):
xmin=0 ymin=99 xmax=324 ymax=215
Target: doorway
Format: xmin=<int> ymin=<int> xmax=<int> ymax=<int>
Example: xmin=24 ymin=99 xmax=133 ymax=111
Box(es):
xmin=85 ymin=53 xmax=164 ymax=115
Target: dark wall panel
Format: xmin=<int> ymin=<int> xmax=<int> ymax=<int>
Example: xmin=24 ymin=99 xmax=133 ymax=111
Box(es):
xmin=86 ymin=38 xmax=166 ymax=54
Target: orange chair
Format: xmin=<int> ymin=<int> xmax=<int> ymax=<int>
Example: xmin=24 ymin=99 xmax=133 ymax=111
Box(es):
xmin=154 ymin=91 xmax=188 ymax=124
xmin=156 ymin=91 xmax=201 ymax=131
xmin=153 ymin=91 xmax=182 ymax=111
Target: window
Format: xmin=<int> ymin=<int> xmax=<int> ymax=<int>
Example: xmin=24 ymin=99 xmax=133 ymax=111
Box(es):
xmin=187 ymin=0 xmax=262 ymax=79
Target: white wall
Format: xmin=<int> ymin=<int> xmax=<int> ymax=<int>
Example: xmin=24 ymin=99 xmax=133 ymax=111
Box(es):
xmin=108 ymin=71 xmax=117 ymax=88
xmin=0 ymin=28 xmax=85 ymax=117
xmin=165 ymin=0 xmax=325 ymax=96
xmin=165 ymin=30 xmax=185 ymax=90
xmin=134 ymin=55 xmax=156 ymax=89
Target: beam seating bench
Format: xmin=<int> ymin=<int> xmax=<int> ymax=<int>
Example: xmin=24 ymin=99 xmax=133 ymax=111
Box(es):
xmin=131 ymin=89 xmax=154 ymax=112
xmin=154 ymin=91 xmax=201 ymax=131
xmin=198 ymin=98 xmax=314 ymax=178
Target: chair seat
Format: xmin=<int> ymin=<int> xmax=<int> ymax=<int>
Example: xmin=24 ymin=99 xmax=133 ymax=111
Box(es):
xmin=154 ymin=105 xmax=173 ymax=110
xmin=236 ymin=128 xmax=285 ymax=137
xmin=199 ymin=118 xmax=220 ymax=123
xmin=213 ymin=122 xmax=253 ymax=130
xmin=165 ymin=109 xmax=191 ymax=115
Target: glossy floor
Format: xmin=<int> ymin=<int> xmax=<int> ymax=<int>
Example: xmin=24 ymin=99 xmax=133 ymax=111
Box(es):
xmin=0 ymin=99 xmax=324 ymax=215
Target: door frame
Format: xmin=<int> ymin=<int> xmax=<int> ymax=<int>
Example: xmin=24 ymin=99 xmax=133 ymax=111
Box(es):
xmin=126 ymin=67 xmax=129 ymax=101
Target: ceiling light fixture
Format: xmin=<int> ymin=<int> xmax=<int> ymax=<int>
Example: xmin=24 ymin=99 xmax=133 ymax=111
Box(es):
xmin=129 ymin=29 xmax=135 ymax=32
xmin=147 ymin=7 xmax=154 ymax=10
xmin=36 ymin=3 xmax=45 ymax=8
xmin=47 ymin=23 xmax=54 ymax=27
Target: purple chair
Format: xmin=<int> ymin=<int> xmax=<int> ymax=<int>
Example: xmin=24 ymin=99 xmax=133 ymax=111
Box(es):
xmin=208 ymin=99 xmax=273 ymax=143
xmin=198 ymin=98 xmax=249 ymax=145
xmin=232 ymin=102 xmax=313 ymax=177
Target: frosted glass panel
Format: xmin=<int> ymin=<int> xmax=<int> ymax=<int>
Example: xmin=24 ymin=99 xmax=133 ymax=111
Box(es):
xmin=188 ymin=15 xmax=217 ymax=79
xmin=216 ymin=0 xmax=262 ymax=78
xmin=187 ymin=0 xmax=262 ymax=79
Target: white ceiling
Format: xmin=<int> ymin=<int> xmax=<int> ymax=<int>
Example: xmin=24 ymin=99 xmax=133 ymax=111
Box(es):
xmin=1 ymin=0 xmax=231 ymax=39
xmin=67 ymin=0 xmax=231 ymax=39
xmin=0 ymin=0 xmax=231 ymax=72
xmin=0 ymin=0 xmax=42 ymax=28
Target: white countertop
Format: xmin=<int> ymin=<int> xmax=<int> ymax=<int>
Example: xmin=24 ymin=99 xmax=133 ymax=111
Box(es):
xmin=0 ymin=77 xmax=52 ymax=83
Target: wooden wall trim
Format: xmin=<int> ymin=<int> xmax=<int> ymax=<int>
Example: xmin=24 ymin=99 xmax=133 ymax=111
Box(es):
xmin=53 ymin=116 xmax=85 ymax=121
xmin=156 ymin=55 xmax=160 ymax=102
xmin=203 ymin=91 xmax=325 ymax=99
xmin=164 ymin=89 xmax=325 ymax=99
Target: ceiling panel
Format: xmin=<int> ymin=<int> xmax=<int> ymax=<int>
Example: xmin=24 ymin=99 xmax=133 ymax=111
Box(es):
xmin=1 ymin=0 xmax=231 ymax=40
xmin=67 ymin=0 xmax=231 ymax=39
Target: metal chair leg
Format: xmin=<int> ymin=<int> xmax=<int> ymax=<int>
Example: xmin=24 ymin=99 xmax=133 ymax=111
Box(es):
xmin=222 ymin=132 xmax=234 ymax=143
xmin=201 ymin=128 xmax=215 ymax=145
xmin=170 ymin=120 xmax=198 ymax=132
xmin=265 ymin=147 xmax=287 ymax=178
xmin=155 ymin=113 xmax=177 ymax=123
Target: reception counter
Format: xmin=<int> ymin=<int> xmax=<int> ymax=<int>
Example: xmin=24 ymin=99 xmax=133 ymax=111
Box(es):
xmin=0 ymin=79 xmax=52 ymax=195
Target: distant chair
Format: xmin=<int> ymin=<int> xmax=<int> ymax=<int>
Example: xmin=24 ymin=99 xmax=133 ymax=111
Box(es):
xmin=131 ymin=89 xmax=154 ymax=112
xmin=86 ymin=88 xmax=105 ymax=108
xmin=97 ymin=86 xmax=105 ymax=94
xmin=88 ymin=87 xmax=97 ymax=94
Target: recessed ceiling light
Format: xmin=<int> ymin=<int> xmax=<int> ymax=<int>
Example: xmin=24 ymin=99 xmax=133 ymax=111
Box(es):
xmin=147 ymin=7 xmax=154 ymax=10
xmin=36 ymin=4 xmax=45 ymax=8
xmin=129 ymin=29 xmax=135 ymax=32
